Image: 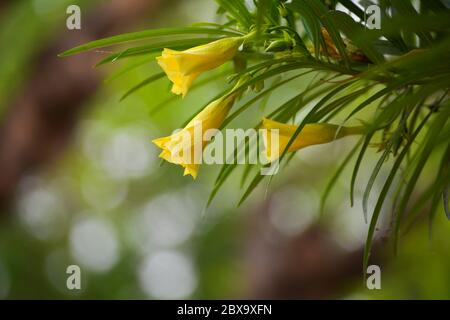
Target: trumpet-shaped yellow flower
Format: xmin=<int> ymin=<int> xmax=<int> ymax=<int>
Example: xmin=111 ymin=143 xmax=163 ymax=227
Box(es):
xmin=261 ymin=118 xmax=365 ymax=162
xmin=152 ymin=93 xmax=238 ymax=178
xmin=156 ymin=37 xmax=243 ymax=97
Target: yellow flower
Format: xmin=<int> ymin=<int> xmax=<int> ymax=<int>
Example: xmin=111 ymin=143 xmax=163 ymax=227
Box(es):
xmin=156 ymin=37 xmax=243 ymax=97
xmin=152 ymin=93 xmax=238 ymax=178
xmin=261 ymin=118 xmax=365 ymax=161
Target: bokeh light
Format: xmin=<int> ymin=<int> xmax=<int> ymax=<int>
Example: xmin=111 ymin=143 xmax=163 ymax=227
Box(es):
xmin=69 ymin=217 xmax=119 ymax=273
xmin=138 ymin=250 xmax=197 ymax=299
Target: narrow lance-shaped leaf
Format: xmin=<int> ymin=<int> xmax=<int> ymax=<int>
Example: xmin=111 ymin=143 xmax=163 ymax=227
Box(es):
xmin=363 ymin=110 xmax=434 ymax=273
xmin=320 ymin=138 xmax=363 ymax=216
xmin=120 ymin=72 xmax=165 ymax=101
xmin=59 ymin=27 xmax=243 ymax=56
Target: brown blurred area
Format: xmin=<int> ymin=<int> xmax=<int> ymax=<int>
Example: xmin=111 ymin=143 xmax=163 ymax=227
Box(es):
xmin=246 ymin=196 xmax=383 ymax=299
xmin=0 ymin=0 xmax=167 ymax=208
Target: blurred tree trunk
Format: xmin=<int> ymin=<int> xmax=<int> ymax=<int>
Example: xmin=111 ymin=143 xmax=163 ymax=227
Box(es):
xmin=245 ymin=197 xmax=383 ymax=299
xmin=0 ymin=0 xmax=172 ymax=209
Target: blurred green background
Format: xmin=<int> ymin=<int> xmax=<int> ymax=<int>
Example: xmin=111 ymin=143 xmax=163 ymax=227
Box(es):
xmin=0 ymin=0 xmax=449 ymax=300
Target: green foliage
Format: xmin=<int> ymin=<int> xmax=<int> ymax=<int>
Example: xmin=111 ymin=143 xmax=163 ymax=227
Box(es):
xmin=62 ymin=0 xmax=450 ymax=268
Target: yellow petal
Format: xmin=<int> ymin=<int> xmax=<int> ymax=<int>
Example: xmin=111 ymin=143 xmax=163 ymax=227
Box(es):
xmin=152 ymin=136 xmax=171 ymax=148
xmin=152 ymin=92 xmax=238 ymax=178
xmin=156 ymin=37 xmax=242 ymax=97
xmin=262 ymin=118 xmax=365 ymax=161
xmin=170 ymin=73 xmax=199 ymax=97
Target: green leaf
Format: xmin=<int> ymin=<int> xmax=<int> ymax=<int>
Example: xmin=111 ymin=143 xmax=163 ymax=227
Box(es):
xmin=237 ymin=77 xmax=350 ymax=205
xmin=221 ymin=71 xmax=312 ymax=128
xmin=350 ymin=131 xmax=375 ymax=207
xmin=148 ymin=68 xmax=231 ymax=117
xmin=303 ymin=0 xmax=351 ymax=67
xmin=211 ymin=74 xmax=330 ymax=206
xmin=120 ymin=72 xmax=165 ymax=101
xmin=288 ymin=0 xmax=323 ymax=57
xmin=96 ymin=37 xmax=222 ymax=66
xmin=444 ymin=186 xmax=450 ymax=220
xmin=393 ymin=103 xmax=450 ymax=253
xmin=59 ymin=27 xmax=243 ymax=56
xmin=406 ymin=138 xmax=450 ymax=230
xmin=389 ymin=0 xmax=433 ymax=47
xmin=327 ymin=10 xmax=385 ymax=64
xmin=320 ymin=138 xmax=362 ymax=215
xmin=104 ymin=56 xmax=155 ymax=83
xmin=363 ymin=110 xmax=434 ymax=273
xmin=339 ymin=0 xmax=365 ymax=20
xmin=215 ymin=0 xmax=253 ymax=29
xmin=238 ymin=170 xmax=266 ymax=206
